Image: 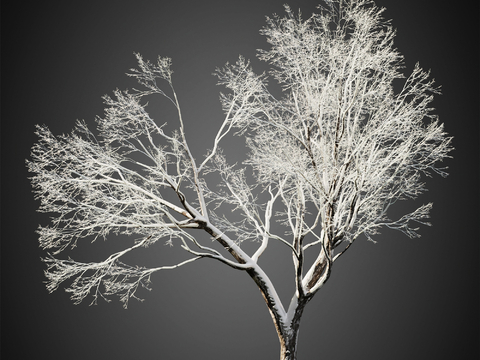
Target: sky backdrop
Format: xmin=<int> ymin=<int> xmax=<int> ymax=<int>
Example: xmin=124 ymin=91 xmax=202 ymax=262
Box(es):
xmin=2 ymin=0 xmax=479 ymax=359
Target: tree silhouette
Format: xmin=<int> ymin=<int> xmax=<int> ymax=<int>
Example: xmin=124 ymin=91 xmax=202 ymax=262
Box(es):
xmin=27 ymin=1 xmax=452 ymax=359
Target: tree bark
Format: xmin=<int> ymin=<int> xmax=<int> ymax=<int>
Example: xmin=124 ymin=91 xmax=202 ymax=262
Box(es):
xmin=245 ymin=266 xmax=305 ymax=360
xmin=277 ymin=297 xmax=307 ymax=360
xmin=278 ymin=324 xmax=300 ymax=360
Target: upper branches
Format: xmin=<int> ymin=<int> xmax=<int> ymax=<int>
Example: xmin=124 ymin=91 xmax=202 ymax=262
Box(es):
xmin=28 ymin=53 xmax=259 ymax=307
xmin=28 ymin=0 xmax=452 ymax=313
xmin=211 ymin=0 xmax=452 ymax=296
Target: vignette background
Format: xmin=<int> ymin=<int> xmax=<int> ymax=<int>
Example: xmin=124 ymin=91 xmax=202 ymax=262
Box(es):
xmin=2 ymin=0 xmax=479 ymax=359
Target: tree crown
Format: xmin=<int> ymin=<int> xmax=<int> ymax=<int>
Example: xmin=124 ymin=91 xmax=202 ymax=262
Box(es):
xmin=28 ymin=0 xmax=452 ymax=309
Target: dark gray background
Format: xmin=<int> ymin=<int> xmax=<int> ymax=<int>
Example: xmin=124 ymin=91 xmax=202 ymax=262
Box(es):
xmin=2 ymin=0 xmax=478 ymax=359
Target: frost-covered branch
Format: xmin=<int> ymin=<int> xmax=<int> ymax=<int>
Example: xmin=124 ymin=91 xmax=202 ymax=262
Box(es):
xmin=43 ymin=235 xmax=203 ymax=308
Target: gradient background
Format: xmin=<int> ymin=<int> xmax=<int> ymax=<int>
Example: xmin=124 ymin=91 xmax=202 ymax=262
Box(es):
xmin=2 ymin=0 xmax=479 ymax=359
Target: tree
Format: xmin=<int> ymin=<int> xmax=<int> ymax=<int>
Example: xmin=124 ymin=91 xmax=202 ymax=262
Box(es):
xmin=27 ymin=1 xmax=452 ymax=359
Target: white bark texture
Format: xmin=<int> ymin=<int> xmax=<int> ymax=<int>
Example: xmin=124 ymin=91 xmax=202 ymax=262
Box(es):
xmin=28 ymin=1 xmax=452 ymax=358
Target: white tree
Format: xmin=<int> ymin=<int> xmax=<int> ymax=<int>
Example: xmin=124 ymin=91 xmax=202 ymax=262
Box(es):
xmin=28 ymin=1 xmax=452 ymax=359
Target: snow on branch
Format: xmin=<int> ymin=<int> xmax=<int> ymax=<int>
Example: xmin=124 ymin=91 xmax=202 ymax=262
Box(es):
xmin=43 ymin=249 xmax=202 ymax=308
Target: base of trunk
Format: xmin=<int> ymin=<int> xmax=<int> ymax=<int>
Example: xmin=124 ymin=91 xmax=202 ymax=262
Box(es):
xmin=279 ymin=332 xmax=299 ymax=360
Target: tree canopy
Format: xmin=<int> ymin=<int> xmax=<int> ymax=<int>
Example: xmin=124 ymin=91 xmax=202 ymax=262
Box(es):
xmin=28 ymin=1 xmax=452 ymax=359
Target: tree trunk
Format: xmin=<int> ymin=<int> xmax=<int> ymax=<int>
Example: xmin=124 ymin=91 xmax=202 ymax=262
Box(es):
xmin=278 ymin=326 xmax=300 ymax=360
xmin=277 ymin=297 xmax=307 ymax=360
xmin=246 ymin=268 xmax=310 ymax=360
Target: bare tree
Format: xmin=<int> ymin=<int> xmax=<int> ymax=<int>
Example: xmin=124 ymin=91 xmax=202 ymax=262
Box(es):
xmin=28 ymin=1 xmax=452 ymax=359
